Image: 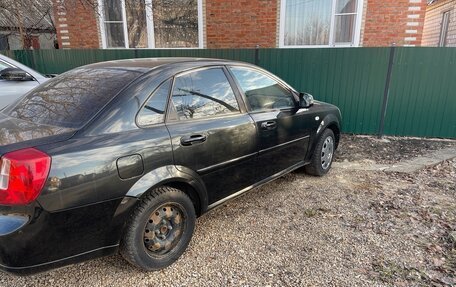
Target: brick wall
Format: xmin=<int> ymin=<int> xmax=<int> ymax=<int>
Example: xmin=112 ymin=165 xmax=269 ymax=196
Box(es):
xmin=53 ymin=0 xmax=100 ymax=49
xmin=205 ymin=0 xmax=278 ymax=48
xmin=363 ymin=0 xmax=427 ymax=47
xmin=51 ymin=0 xmax=433 ymax=49
xmin=422 ymin=0 xmax=456 ymax=46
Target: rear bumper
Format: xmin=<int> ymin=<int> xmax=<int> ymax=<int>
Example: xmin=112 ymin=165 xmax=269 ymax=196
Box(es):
xmin=0 ymin=245 xmax=118 ymax=276
xmin=0 ymin=197 xmax=137 ymax=275
xmin=0 ymin=215 xmax=29 ymax=236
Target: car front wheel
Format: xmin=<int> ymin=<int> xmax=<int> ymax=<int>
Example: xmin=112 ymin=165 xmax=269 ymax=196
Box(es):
xmin=120 ymin=186 xmax=196 ymax=271
xmin=305 ymin=129 xmax=336 ymax=176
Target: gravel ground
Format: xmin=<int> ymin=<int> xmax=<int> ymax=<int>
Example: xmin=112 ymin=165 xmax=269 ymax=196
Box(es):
xmin=1 ymin=136 xmax=455 ymax=287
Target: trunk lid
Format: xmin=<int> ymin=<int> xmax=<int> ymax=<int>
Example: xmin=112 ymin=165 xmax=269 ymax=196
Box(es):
xmin=0 ymin=113 xmax=75 ymax=155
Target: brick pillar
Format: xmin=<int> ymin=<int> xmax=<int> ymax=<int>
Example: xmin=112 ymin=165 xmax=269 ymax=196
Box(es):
xmin=53 ymin=0 xmax=100 ymax=49
xmin=363 ymin=0 xmax=427 ymax=47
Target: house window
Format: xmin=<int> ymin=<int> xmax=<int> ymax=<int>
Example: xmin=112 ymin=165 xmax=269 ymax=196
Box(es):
xmin=0 ymin=35 xmax=8 ymax=50
xmin=439 ymin=11 xmax=451 ymax=47
xmin=279 ymin=0 xmax=363 ymax=47
xmin=152 ymin=1 xmax=200 ymax=48
xmin=126 ymin=0 xmax=149 ymax=48
xmin=99 ymin=0 xmax=203 ymax=49
xmin=24 ymin=35 xmax=41 ymax=50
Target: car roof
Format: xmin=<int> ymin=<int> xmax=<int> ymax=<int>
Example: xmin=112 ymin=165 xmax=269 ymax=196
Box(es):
xmin=82 ymin=57 xmax=249 ymax=71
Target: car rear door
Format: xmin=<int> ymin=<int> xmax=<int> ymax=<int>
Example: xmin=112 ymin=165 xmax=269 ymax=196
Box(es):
xmin=166 ymin=66 xmax=258 ymax=205
xmin=228 ymin=66 xmax=315 ymax=180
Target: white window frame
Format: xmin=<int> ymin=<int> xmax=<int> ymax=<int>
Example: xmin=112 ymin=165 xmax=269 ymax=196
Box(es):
xmin=438 ymin=10 xmax=451 ymax=47
xmin=98 ymin=0 xmax=204 ymax=49
xmin=279 ymin=0 xmax=364 ymax=48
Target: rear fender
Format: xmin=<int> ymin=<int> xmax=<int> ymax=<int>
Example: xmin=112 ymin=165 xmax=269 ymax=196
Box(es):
xmin=125 ymin=165 xmax=208 ymax=213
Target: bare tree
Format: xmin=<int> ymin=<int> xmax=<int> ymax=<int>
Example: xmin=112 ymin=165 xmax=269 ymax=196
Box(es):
xmin=0 ymin=0 xmax=55 ymax=49
xmin=285 ymin=17 xmax=331 ymax=46
xmin=0 ymin=0 xmax=99 ymax=49
xmin=151 ymin=0 xmax=198 ymax=48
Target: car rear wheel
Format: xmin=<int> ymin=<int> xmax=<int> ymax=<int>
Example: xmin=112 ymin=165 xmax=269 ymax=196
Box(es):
xmin=120 ymin=186 xmax=195 ymax=271
xmin=305 ymin=129 xmax=335 ymax=176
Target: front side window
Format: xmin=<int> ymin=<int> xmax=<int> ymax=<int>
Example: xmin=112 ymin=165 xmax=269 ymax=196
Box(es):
xmin=99 ymin=0 xmax=201 ymax=49
xmin=281 ymin=0 xmax=361 ymax=47
xmin=171 ymin=68 xmax=240 ymax=120
xmin=230 ymin=67 xmax=296 ymax=111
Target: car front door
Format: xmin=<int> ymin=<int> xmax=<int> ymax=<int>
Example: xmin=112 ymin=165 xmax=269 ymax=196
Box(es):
xmin=229 ymin=66 xmax=315 ymax=180
xmin=166 ymin=67 xmax=258 ymax=205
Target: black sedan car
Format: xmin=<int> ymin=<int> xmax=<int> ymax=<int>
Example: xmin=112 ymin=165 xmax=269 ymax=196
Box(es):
xmin=0 ymin=58 xmax=341 ymax=275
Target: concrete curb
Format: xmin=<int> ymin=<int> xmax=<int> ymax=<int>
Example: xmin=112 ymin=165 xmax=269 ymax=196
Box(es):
xmin=333 ymin=147 xmax=456 ymax=173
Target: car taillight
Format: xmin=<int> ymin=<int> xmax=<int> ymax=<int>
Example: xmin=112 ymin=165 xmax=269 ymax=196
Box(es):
xmin=0 ymin=148 xmax=51 ymax=205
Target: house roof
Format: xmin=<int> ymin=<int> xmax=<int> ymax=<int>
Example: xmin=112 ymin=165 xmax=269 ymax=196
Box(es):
xmin=0 ymin=0 xmax=54 ymax=31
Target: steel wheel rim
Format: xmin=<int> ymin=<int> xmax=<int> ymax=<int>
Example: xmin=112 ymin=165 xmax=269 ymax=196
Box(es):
xmin=144 ymin=204 xmax=185 ymax=255
xmin=321 ymin=136 xmax=334 ymax=170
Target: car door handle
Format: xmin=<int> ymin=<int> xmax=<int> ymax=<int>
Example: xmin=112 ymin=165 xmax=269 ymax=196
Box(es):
xmin=180 ymin=134 xmax=207 ymax=146
xmin=261 ymin=121 xmax=277 ymax=130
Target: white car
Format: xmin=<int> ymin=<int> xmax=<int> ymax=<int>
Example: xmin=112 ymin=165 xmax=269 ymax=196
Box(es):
xmin=0 ymin=54 xmax=50 ymax=109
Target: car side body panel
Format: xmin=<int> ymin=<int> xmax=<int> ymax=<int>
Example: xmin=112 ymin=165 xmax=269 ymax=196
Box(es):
xmin=0 ymin=80 xmax=40 ymax=109
xmin=249 ymin=109 xmax=313 ymax=180
xmin=301 ymin=102 xmax=342 ymax=163
xmin=0 ymin=59 xmax=341 ymax=275
xmin=125 ymin=164 xmax=208 ymax=212
xmin=37 ymin=127 xmax=173 ymax=212
xmin=167 ymin=114 xmax=259 ymax=204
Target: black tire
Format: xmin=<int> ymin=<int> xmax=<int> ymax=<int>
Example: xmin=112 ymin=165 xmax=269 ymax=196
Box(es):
xmin=120 ymin=186 xmax=196 ymax=271
xmin=305 ymin=129 xmax=336 ymax=176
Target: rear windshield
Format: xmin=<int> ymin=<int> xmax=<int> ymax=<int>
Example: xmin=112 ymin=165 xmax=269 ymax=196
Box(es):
xmin=4 ymin=67 xmax=142 ymax=128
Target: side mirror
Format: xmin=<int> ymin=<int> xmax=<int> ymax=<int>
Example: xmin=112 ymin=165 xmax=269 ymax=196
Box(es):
xmin=0 ymin=67 xmax=34 ymax=81
xmin=299 ymin=92 xmax=314 ymax=108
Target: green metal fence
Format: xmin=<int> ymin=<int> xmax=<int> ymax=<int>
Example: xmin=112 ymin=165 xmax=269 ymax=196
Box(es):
xmin=1 ymin=48 xmax=455 ymax=138
xmin=384 ymin=48 xmax=456 ymax=139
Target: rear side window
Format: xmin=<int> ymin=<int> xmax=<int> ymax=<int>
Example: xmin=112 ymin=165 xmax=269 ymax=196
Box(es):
xmin=171 ymin=68 xmax=240 ymax=120
xmin=4 ymin=68 xmax=141 ymax=128
xmin=137 ymin=79 xmax=171 ymax=126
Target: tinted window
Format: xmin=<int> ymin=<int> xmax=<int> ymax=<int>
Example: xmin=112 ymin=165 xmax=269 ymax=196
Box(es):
xmin=137 ymin=79 xmax=171 ymax=126
xmin=171 ymin=68 xmax=239 ymax=120
xmin=0 ymin=60 xmax=12 ymax=73
xmin=230 ymin=67 xmax=296 ymax=111
xmin=4 ymin=68 xmax=141 ymax=128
